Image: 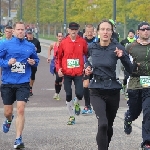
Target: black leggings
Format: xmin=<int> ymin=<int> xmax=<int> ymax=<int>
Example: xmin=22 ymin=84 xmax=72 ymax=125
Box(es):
xmin=90 ymin=89 xmax=120 ymax=150
xmin=123 ymin=70 xmax=129 ymax=85
xmin=125 ymin=88 xmax=150 ymax=145
xmin=55 ymin=72 xmax=63 ymax=94
xmin=31 ymin=67 xmax=37 ymax=80
xmin=55 ymin=72 xmax=63 ymax=84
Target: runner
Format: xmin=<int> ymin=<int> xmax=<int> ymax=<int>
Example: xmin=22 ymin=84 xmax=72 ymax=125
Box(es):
xmin=123 ymin=22 xmax=150 ymax=150
xmin=109 ymin=19 xmax=120 ymax=42
xmin=47 ymin=32 xmax=63 ymax=100
xmin=0 ymin=26 xmax=13 ymax=43
xmin=0 ymin=21 xmax=40 ymax=149
xmin=85 ymin=19 xmax=132 ymax=150
xmin=26 ymin=28 xmax=41 ymax=96
xmin=82 ymin=24 xmax=97 ymax=114
xmin=120 ymin=29 xmax=136 ymax=99
xmin=58 ymin=22 xmax=87 ymax=125
xmin=0 ymin=26 xmax=13 ymax=90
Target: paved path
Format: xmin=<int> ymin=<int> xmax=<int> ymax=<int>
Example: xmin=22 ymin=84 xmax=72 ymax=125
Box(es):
xmin=0 ymin=38 xmax=143 ymax=150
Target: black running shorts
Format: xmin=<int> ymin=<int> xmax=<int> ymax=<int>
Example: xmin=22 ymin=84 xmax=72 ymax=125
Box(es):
xmin=1 ymin=82 xmax=30 ymax=105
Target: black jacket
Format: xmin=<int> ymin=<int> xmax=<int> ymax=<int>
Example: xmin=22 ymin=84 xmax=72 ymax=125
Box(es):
xmin=85 ymin=39 xmax=133 ymax=90
xmin=120 ymin=38 xmax=129 ymax=47
xmin=26 ymin=38 xmax=41 ymax=53
xmin=112 ymin=32 xmax=119 ymax=42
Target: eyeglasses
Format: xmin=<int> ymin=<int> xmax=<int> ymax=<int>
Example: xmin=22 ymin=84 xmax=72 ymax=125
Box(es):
xmin=139 ymin=27 xmax=150 ymax=31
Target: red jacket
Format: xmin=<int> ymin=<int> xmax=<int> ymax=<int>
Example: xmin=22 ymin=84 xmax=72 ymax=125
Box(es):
xmin=58 ymin=35 xmax=87 ymax=76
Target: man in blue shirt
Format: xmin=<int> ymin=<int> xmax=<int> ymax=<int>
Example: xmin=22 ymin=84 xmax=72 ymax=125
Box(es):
xmin=0 ymin=21 xmax=40 ymax=149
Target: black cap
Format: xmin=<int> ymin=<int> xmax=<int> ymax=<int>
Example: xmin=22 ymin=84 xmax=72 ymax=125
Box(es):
xmin=69 ymin=22 xmax=79 ymax=30
xmin=138 ymin=22 xmax=150 ymax=30
xmin=26 ymin=28 xmax=33 ymax=34
xmin=128 ymin=29 xmax=135 ymax=34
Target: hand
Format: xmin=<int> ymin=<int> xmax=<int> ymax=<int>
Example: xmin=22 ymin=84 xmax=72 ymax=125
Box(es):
xmin=47 ymin=58 xmax=51 ymax=63
xmin=27 ymin=58 xmax=35 ymax=65
xmin=85 ymin=66 xmax=93 ymax=75
xmin=8 ymin=58 xmax=16 ymax=65
xmin=35 ymin=47 xmax=37 ymax=51
xmin=58 ymin=68 xmax=64 ymax=77
xmin=114 ymin=47 xmax=123 ymax=57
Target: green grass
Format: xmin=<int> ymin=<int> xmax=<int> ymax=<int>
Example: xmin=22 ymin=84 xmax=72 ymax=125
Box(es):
xmin=39 ymin=34 xmax=57 ymax=41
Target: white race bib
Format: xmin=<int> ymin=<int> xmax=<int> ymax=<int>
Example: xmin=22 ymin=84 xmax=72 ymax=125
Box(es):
xmin=140 ymin=76 xmax=150 ymax=87
xmin=67 ymin=59 xmax=80 ymax=68
xmin=11 ymin=62 xmax=25 ymax=73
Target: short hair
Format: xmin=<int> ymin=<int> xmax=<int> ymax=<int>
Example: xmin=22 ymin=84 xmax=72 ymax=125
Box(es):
xmin=56 ymin=32 xmax=63 ymax=36
xmin=97 ymin=19 xmax=114 ymax=32
xmin=85 ymin=24 xmax=94 ymax=30
xmin=13 ymin=21 xmax=25 ymax=29
xmin=5 ymin=26 xmax=13 ymax=30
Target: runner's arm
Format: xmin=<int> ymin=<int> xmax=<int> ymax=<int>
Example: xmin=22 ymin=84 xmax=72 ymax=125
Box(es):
xmin=29 ymin=46 xmax=40 ymax=67
xmin=57 ymin=42 xmax=63 ymax=70
xmin=36 ymin=40 xmax=41 ymax=53
xmin=0 ymin=43 xmax=10 ymax=67
xmin=83 ymin=40 xmax=88 ymax=56
xmin=47 ymin=43 xmax=53 ymax=62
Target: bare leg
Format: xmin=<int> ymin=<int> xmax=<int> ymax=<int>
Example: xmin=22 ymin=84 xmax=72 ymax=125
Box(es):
xmin=4 ymin=105 xmax=13 ymax=121
xmin=16 ymin=101 xmax=26 ymax=138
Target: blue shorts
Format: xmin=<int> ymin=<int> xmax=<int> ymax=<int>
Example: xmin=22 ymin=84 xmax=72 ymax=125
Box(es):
xmin=1 ymin=82 xmax=30 ymax=105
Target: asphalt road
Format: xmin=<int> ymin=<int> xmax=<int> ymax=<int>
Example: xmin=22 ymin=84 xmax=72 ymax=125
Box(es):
xmin=0 ymin=39 xmax=143 ymax=150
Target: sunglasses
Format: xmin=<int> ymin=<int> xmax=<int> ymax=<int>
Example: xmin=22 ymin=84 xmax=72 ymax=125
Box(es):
xmin=139 ymin=27 xmax=150 ymax=31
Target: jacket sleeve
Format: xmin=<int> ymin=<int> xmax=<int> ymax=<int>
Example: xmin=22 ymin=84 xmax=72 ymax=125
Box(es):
xmin=29 ymin=45 xmax=40 ymax=67
xmin=85 ymin=45 xmax=93 ymax=68
xmin=57 ymin=42 xmax=63 ymax=69
xmin=0 ymin=42 xmax=10 ymax=68
xmin=36 ymin=40 xmax=41 ymax=53
xmin=120 ymin=40 xmax=125 ymax=47
xmin=119 ymin=45 xmax=133 ymax=74
xmin=83 ymin=40 xmax=88 ymax=56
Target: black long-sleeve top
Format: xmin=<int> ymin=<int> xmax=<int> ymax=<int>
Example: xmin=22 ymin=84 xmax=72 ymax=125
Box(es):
xmin=26 ymin=38 xmax=41 ymax=53
xmin=85 ymin=39 xmax=133 ymax=90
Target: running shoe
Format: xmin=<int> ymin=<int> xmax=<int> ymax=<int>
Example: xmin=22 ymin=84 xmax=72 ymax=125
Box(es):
xmin=142 ymin=144 xmax=150 ymax=150
xmin=14 ymin=136 xmax=25 ymax=149
xmin=124 ymin=120 xmax=132 ymax=135
xmin=56 ymin=94 xmax=60 ymax=100
xmin=67 ymin=116 xmax=75 ymax=125
xmin=2 ymin=115 xmax=14 ymax=133
xmin=81 ymin=107 xmax=88 ymax=114
xmin=53 ymin=93 xmax=58 ymax=99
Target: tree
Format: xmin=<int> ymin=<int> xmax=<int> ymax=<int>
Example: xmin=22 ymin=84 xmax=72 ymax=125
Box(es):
xmin=127 ymin=0 xmax=150 ymax=22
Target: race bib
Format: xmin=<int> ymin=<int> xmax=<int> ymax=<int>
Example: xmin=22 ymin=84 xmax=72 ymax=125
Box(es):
xmin=67 ymin=59 xmax=80 ymax=68
xmin=140 ymin=76 xmax=150 ymax=87
xmin=11 ymin=62 xmax=25 ymax=73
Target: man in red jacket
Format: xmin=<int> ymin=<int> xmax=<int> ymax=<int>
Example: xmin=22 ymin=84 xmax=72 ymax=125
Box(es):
xmin=58 ymin=22 xmax=87 ymax=125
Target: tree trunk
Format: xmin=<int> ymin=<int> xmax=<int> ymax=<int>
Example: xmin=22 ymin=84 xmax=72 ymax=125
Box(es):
xmin=42 ymin=24 xmax=45 ymax=37
xmin=48 ymin=23 xmax=50 ymax=38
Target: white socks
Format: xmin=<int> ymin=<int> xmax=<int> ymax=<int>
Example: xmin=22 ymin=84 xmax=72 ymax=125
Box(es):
xmin=66 ymin=101 xmax=74 ymax=116
xmin=73 ymin=97 xmax=79 ymax=104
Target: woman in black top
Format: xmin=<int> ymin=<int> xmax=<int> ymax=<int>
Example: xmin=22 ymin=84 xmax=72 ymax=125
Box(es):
xmin=85 ymin=19 xmax=133 ymax=150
